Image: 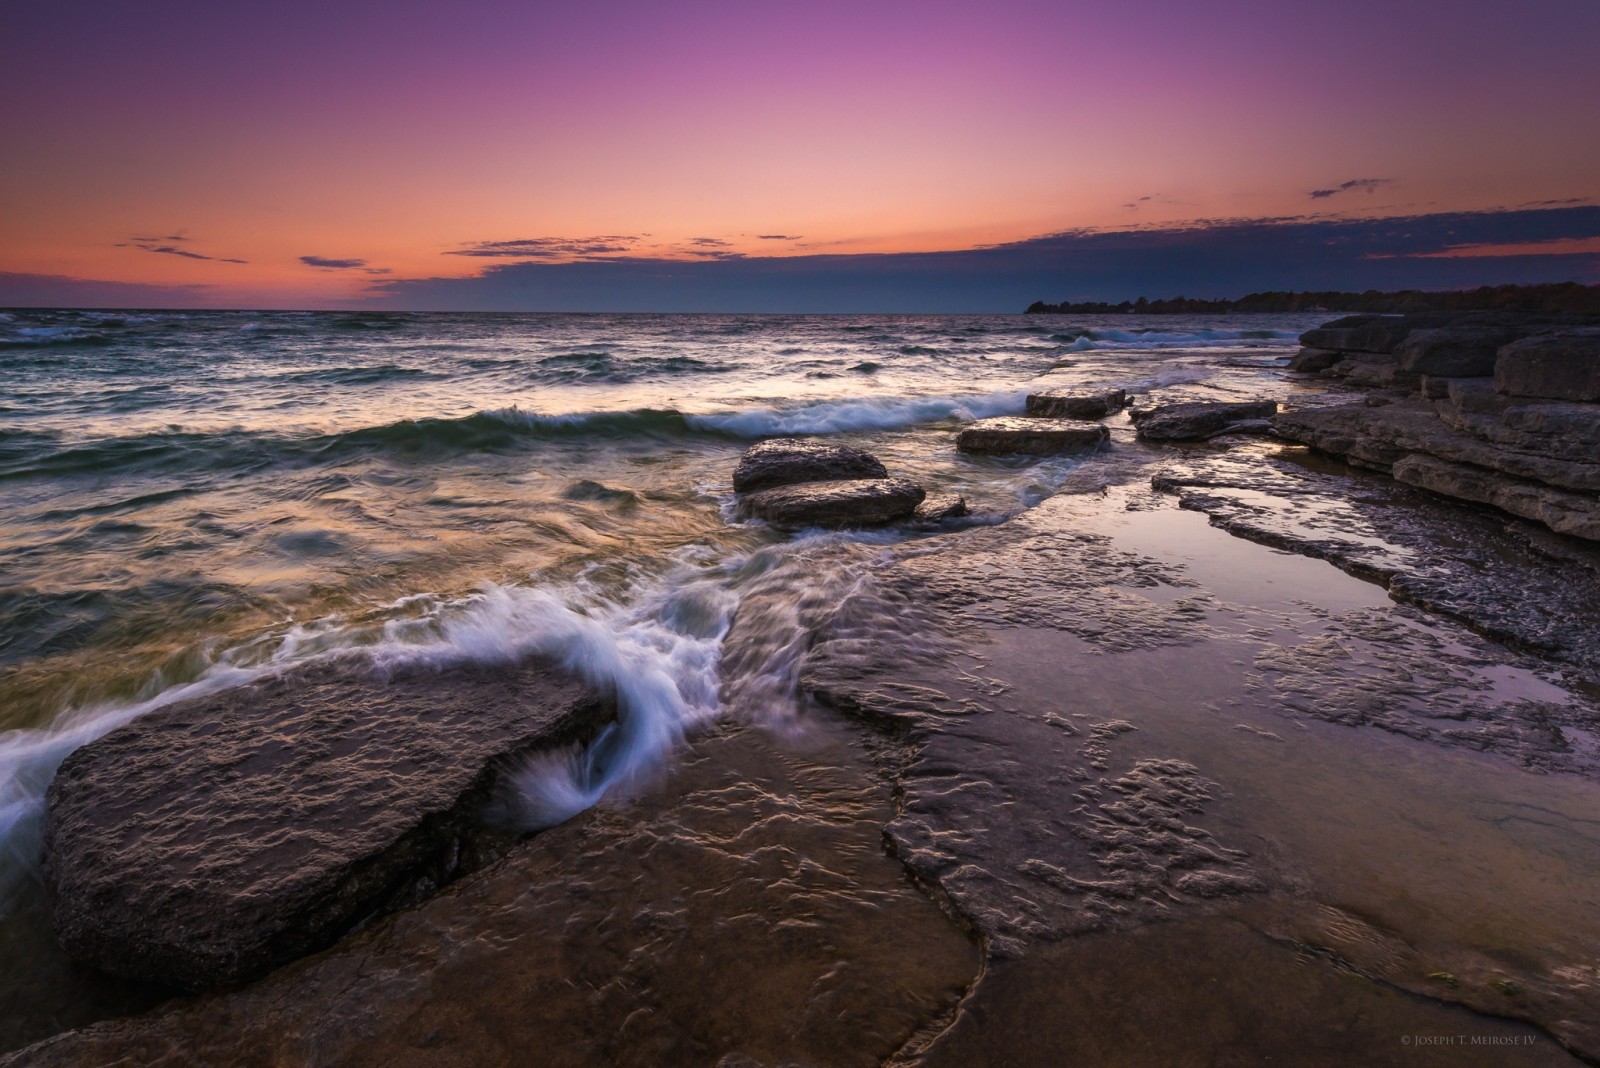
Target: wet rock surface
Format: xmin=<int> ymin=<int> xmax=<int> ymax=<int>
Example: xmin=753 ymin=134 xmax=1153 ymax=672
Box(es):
xmin=955 ymin=416 xmax=1109 ymax=455
xmin=17 ymin=319 xmax=1600 ymax=1065
xmin=736 ymin=476 xmax=925 ymax=527
xmin=1024 ymin=387 xmax=1127 ymax=419
xmin=912 ymin=493 xmax=969 ymax=524
xmin=730 ymin=437 xmax=888 ymax=493
xmin=1150 ymin=445 xmax=1600 ymax=677
xmin=1277 ymin=315 xmax=1600 ymax=540
xmin=1131 ymin=399 xmax=1279 ymax=441
xmin=43 ymin=658 xmax=612 ymax=991
xmin=9 ymin=725 xmax=978 ymax=1068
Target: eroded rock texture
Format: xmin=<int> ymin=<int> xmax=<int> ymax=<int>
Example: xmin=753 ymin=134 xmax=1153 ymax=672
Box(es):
xmin=730 ymin=437 xmax=888 ymax=493
xmin=1130 ymin=400 xmax=1279 ymax=441
xmin=44 ymin=658 xmax=611 ymax=991
xmin=955 ymin=416 xmax=1109 ymax=455
xmin=737 ymin=476 xmax=925 ymax=527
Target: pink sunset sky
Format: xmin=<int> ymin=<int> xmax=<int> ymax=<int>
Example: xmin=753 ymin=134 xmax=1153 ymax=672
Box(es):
xmin=2 ymin=0 xmax=1597 ymax=308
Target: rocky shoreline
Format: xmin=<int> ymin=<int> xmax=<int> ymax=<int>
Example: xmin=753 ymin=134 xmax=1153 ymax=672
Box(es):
xmin=12 ymin=316 xmax=1600 ymax=1065
xmin=1276 ymin=313 xmax=1600 ymax=539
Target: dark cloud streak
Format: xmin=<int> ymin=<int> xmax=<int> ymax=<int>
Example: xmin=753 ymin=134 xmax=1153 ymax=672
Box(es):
xmin=119 ymin=235 xmax=247 ymax=264
xmin=1309 ymin=178 xmax=1392 ymax=200
xmin=447 ymin=236 xmax=640 ymax=259
xmin=363 ymin=207 xmax=1600 ymax=313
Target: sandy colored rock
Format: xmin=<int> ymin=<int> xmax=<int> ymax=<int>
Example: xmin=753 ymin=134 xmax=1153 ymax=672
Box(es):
xmin=956 ymin=417 xmax=1109 ymax=455
xmin=731 ymin=437 xmax=888 ymax=493
xmin=1024 ymin=388 xmax=1126 ymax=419
xmin=1131 ymin=400 xmax=1278 ymax=442
xmin=737 ymin=477 xmax=925 ymax=527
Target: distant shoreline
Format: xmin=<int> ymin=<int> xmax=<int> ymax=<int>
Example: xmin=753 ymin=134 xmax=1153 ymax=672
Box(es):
xmin=1025 ymin=282 xmax=1600 ymax=316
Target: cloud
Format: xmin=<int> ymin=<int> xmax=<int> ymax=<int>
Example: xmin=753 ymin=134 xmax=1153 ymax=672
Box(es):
xmin=360 ymin=206 xmax=1600 ymax=313
xmin=446 ymin=236 xmax=640 ymax=259
xmin=118 ymin=234 xmax=247 ymax=263
xmin=1309 ymin=178 xmax=1392 ymax=200
xmin=0 ymin=271 xmax=217 ymax=308
xmin=359 ymin=206 xmax=1600 ymax=313
xmin=756 ymin=234 xmax=801 ymax=241
xmin=301 ymin=255 xmax=391 ymax=275
xmin=688 ymin=237 xmax=731 ymax=247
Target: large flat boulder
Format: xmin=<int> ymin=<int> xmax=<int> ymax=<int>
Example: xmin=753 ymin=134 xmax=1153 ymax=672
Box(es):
xmin=44 ymin=658 xmax=611 ymax=991
xmin=1395 ymin=323 xmax=1526 ymax=377
xmin=1495 ymin=332 xmax=1600 ymax=402
xmin=1298 ymin=315 xmax=1450 ymax=354
xmin=956 ymin=417 xmax=1109 ymax=455
xmin=1024 ymin=388 xmax=1126 ymax=419
xmin=737 ymin=477 xmax=925 ymax=527
xmin=1131 ymin=400 xmax=1278 ymax=442
xmin=731 ymin=438 xmax=888 ymax=493
xmin=1275 ymin=397 xmax=1600 ymax=493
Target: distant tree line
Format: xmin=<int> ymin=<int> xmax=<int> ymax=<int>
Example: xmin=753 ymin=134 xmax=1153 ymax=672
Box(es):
xmin=1025 ymin=282 xmax=1600 ymax=315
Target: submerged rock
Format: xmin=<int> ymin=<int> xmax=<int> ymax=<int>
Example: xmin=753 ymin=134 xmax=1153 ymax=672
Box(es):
xmin=956 ymin=417 xmax=1109 ymax=455
xmin=1024 ymin=388 xmax=1127 ymax=419
xmin=737 ymin=477 xmax=925 ymax=527
xmin=43 ymin=658 xmax=611 ymax=992
xmin=731 ymin=438 xmax=888 ymax=493
xmin=1131 ymin=400 xmax=1278 ymax=442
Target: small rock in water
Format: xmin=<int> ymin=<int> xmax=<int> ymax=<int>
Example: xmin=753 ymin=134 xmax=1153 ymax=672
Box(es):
xmin=914 ymin=494 xmax=969 ymax=523
xmin=1131 ymin=400 xmax=1279 ymax=442
xmin=1024 ymin=388 xmax=1127 ymax=419
xmin=731 ymin=437 xmax=888 ymax=493
xmin=956 ymin=417 xmax=1109 ymax=455
xmin=737 ymin=477 xmax=925 ymax=528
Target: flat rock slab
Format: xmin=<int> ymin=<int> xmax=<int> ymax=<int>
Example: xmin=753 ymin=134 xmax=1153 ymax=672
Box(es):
xmin=43 ymin=658 xmax=610 ymax=991
xmin=1131 ymin=400 xmax=1278 ymax=441
xmin=737 ymin=477 xmax=924 ymax=527
xmin=1024 ymin=388 xmax=1127 ymax=419
xmin=731 ymin=438 xmax=887 ymax=493
xmin=956 ymin=417 xmax=1109 ymax=455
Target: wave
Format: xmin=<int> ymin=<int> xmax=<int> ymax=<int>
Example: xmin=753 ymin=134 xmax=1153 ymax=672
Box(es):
xmin=0 ymin=543 xmax=789 ymax=902
xmin=0 ymin=390 xmax=1040 ymax=482
xmin=0 ymin=326 xmax=113 ymax=349
xmin=686 ymin=389 xmax=1027 ymax=437
xmin=1074 ymin=327 xmax=1300 ymax=349
xmin=277 ymin=364 xmax=447 ymax=387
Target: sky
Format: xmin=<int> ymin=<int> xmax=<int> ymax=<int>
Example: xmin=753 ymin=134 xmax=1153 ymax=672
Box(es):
xmin=3 ymin=0 xmax=1598 ymax=311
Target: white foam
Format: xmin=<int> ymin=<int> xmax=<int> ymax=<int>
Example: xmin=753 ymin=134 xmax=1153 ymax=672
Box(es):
xmin=0 ymin=550 xmax=760 ymax=903
xmin=687 ymin=389 xmax=1028 ymax=437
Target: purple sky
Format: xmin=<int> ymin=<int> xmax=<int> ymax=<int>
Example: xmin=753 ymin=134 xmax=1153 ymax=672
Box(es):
xmin=3 ymin=0 xmax=1597 ymax=308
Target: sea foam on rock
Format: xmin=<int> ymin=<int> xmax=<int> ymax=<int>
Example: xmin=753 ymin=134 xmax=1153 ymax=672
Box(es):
xmin=43 ymin=658 xmax=611 ymax=991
